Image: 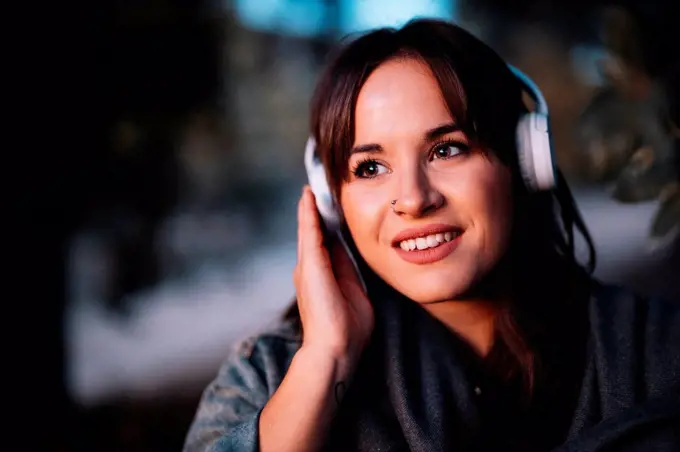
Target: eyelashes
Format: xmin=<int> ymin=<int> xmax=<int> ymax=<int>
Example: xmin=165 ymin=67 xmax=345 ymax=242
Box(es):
xmin=350 ymin=139 xmax=470 ymax=179
xmin=351 ymin=158 xmax=387 ymax=179
xmin=429 ymin=139 xmax=470 ymax=160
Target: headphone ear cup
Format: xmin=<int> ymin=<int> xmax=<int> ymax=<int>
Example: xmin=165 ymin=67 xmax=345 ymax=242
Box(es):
xmin=311 ymin=171 xmax=341 ymax=230
xmin=304 ymin=137 xmax=342 ymax=231
xmin=516 ymin=112 xmax=556 ymax=191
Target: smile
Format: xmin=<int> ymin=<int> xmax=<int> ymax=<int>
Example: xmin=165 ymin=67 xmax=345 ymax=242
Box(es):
xmin=398 ymin=231 xmax=460 ymax=251
xmin=392 ymin=224 xmax=464 ymax=265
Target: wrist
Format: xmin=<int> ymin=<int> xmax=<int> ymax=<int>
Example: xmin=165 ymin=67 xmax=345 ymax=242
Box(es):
xmin=302 ymin=329 xmax=370 ymax=363
xmin=296 ymin=343 xmax=361 ymax=382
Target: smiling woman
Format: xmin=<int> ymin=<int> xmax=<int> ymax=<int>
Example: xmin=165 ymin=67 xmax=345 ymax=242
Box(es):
xmin=339 ymin=57 xmax=515 ymax=308
xmin=184 ymin=18 xmax=680 ymax=452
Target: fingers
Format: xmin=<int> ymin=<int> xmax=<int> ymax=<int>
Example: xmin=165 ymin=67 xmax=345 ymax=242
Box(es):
xmin=293 ymin=265 xmax=300 ymax=289
xmin=298 ymin=186 xmax=331 ymax=270
xmin=297 ymin=193 xmax=304 ymax=264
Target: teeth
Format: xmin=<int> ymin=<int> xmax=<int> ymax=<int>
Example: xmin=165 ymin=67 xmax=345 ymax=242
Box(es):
xmin=399 ymin=231 xmax=458 ymax=251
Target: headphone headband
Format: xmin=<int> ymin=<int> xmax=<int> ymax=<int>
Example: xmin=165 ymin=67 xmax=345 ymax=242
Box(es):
xmin=508 ymin=65 xmax=549 ymax=115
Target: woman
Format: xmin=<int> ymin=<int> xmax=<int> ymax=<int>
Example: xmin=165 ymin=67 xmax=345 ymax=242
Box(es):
xmin=184 ymin=19 xmax=680 ymax=452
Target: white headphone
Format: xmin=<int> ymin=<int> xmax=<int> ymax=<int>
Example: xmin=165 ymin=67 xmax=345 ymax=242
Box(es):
xmin=508 ymin=65 xmax=556 ymax=193
xmin=305 ymin=64 xmax=557 ymax=234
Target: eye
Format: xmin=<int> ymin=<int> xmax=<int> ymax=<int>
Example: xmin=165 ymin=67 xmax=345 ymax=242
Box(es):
xmin=352 ymin=159 xmax=388 ymax=179
xmin=430 ymin=141 xmax=469 ymax=161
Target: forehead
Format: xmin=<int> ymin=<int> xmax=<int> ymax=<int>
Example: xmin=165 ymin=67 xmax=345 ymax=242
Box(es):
xmin=354 ymin=58 xmax=454 ymax=144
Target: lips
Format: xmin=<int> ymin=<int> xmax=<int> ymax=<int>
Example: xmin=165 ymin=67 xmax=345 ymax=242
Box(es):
xmin=392 ymin=223 xmax=464 ymax=265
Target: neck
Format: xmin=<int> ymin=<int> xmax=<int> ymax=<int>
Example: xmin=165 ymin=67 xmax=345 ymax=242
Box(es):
xmin=421 ymin=299 xmax=498 ymax=357
xmin=421 ymin=250 xmax=515 ymax=358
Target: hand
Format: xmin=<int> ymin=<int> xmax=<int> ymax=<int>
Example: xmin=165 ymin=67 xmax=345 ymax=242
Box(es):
xmin=293 ymin=186 xmax=374 ymax=367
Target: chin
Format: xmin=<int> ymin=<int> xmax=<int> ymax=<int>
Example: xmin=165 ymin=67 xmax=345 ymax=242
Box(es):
xmin=385 ymin=267 xmax=477 ymax=304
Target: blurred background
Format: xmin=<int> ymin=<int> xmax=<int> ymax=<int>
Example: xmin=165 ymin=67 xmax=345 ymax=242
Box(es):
xmin=46 ymin=0 xmax=679 ymax=450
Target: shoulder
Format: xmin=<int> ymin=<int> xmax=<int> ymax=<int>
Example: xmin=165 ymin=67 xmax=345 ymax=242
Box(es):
xmin=231 ymin=316 xmax=301 ymax=358
xmin=586 ymin=280 xmax=680 ymax=395
xmin=183 ymin=319 xmax=301 ymax=451
xmin=588 ymin=281 xmax=680 ymax=331
xmin=219 ymin=316 xmax=302 ymax=396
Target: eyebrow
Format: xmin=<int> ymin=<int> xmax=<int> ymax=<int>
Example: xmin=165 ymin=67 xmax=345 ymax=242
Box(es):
xmin=349 ymin=143 xmax=382 ymax=156
xmin=425 ymin=122 xmax=461 ymax=141
xmin=349 ymin=122 xmax=461 ymax=156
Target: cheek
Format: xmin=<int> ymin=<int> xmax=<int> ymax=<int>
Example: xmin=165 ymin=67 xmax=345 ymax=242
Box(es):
xmin=340 ymin=184 xmax=389 ymax=247
xmin=475 ymin=168 xmax=514 ymax=256
xmin=444 ymin=160 xmax=514 ymax=254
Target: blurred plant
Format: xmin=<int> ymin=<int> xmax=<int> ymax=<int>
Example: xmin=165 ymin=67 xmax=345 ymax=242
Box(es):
xmin=575 ymin=6 xmax=679 ymax=248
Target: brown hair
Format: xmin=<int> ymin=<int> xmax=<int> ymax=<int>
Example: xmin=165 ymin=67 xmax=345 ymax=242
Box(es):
xmin=295 ymin=18 xmax=595 ymax=396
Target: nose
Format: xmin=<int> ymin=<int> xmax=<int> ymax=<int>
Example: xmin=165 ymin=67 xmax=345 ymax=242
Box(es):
xmin=391 ymin=165 xmax=444 ymax=217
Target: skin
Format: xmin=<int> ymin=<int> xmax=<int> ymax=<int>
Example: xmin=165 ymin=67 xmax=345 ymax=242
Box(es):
xmin=340 ymin=57 xmax=514 ymax=353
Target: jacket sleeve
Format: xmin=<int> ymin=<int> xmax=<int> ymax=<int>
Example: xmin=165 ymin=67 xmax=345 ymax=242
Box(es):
xmin=182 ymin=337 xmax=271 ymax=452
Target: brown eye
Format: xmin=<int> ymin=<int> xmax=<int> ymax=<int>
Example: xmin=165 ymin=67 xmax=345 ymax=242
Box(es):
xmin=353 ymin=160 xmax=387 ymax=179
xmin=431 ymin=141 xmax=469 ymax=160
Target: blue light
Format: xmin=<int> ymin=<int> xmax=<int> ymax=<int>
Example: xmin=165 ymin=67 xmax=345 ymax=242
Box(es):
xmin=232 ymin=0 xmax=329 ymax=38
xmin=231 ymin=0 xmax=457 ymax=38
xmin=339 ymin=0 xmax=457 ymax=34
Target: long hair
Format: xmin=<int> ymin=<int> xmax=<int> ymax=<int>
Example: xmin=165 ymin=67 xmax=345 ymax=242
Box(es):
xmin=288 ymin=18 xmax=596 ymax=395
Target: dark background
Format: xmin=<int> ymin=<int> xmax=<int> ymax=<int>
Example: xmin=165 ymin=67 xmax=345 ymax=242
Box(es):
xmin=19 ymin=1 xmax=679 ymax=450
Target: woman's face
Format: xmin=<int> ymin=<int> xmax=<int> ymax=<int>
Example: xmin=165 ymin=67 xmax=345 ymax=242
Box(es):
xmin=339 ymin=58 xmax=514 ymax=303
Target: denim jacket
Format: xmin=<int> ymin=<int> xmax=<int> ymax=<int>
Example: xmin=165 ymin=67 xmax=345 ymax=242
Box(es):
xmin=182 ymin=318 xmax=301 ymax=452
